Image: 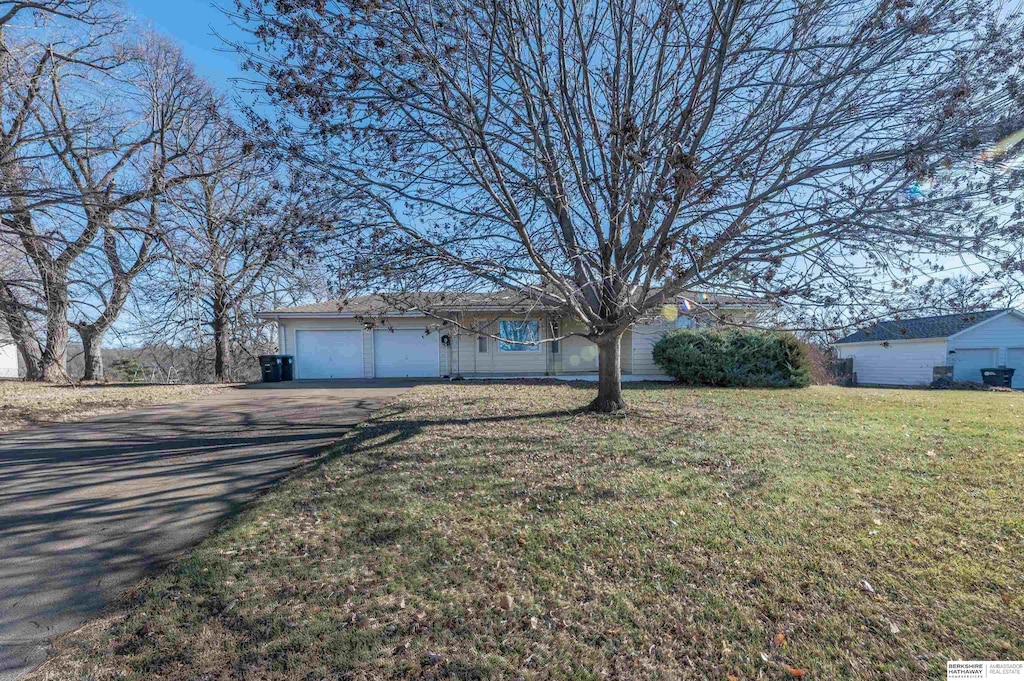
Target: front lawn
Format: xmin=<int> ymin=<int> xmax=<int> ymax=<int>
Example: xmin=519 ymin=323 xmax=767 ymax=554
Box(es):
xmin=34 ymin=384 xmax=1024 ymax=679
xmin=0 ymin=381 xmax=234 ymax=434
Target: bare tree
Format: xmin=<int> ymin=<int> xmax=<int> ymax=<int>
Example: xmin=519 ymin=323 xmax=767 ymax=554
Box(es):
xmin=152 ymin=128 xmax=323 ymax=382
xmin=0 ymin=9 xmax=220 ymax=381
xmin=234 ymin=0 xmax=1024 ymax=410
xmin=0 ymin=3 xmax=123 ymax=379
xmin=58 ymin=36 xmax=221 ymax=380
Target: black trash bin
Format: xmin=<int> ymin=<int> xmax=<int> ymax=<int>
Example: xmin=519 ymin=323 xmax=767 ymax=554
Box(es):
xmin=980 ymin=367 xmax=1015 ymax=387
xmin=259 ymin=355 xmax=282 ymax=383
xmin=279 ymin=355 xmax=294 ymax=381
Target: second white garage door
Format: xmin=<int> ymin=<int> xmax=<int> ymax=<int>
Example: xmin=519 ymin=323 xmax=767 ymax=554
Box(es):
xmin=1008 ymin=348 xmax=1024 ymax=389
xmin=374 ymin=329 xmax=439 ymax=377
xmin=295 ymin=330 xmax=364 ymax=379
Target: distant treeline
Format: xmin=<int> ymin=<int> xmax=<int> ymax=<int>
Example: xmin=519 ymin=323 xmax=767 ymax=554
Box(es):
xmin=7 ymin=342 xmax=272 ymax=384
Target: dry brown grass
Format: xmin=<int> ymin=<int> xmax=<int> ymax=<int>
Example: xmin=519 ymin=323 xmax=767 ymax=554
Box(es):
xmin=30 ymin=383 xmax=1024 ymax=680
xmin=0 ymin=380 xmax=235 ymax=434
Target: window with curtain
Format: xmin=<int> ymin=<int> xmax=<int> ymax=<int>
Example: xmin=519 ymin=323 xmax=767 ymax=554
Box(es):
xmin=499 ymin=320 xmax=540 ymax=352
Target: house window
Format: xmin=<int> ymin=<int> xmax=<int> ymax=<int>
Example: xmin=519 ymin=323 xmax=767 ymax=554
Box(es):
xmin=478 ymin=334 xmax=487 ymax=353
xmin=499 ymin=320 xmax=540 ymax=352
xmin=550 ymin=320 xmax=560 ymax=354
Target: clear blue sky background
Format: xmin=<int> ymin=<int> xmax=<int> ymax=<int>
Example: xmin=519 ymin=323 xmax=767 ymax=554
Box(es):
xmin=123 ymin=0 xmax=246 ymax=91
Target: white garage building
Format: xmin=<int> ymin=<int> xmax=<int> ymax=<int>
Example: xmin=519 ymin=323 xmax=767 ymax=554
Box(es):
xmin=835 ymin=309 xmax=1024 ymax=388
xmin=257 ymin=292 xmax=764 ymax=380
xmin=1 ymin=324 xmax=18 ymax=378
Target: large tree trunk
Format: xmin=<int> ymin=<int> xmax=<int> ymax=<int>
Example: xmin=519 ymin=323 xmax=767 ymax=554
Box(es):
xmin=18 ymin=343 xmax=42 ymax=380
xmin=75 ymin=277 xmax=133 ymax=382
xmin=37 ymin=274 xmax=69 ymax=382
xmin=588 ymin=331 xmax=626 ymax=413
xmin=78 ymin=326 xmax=105 ymax=381
xmin=212 ymin=285 xmax=231 ymax=382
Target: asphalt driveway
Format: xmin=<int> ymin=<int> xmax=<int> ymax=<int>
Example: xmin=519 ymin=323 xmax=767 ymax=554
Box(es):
xmin=0 ymin=380 xmax=420 ymax=680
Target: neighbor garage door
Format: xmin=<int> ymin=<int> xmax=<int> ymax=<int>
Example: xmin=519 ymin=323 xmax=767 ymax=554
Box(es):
xmin=373 ymin=329 xmax=438 ymax=377
xmin=952 ymin=347 xmax=998 ymax=383
xmin=1008 ymin=348 xmax=1024 ymax=389
xmin=295 ymin=330 xmax=363 ymax=379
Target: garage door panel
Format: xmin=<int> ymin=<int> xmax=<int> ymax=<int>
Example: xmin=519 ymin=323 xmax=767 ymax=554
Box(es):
xmin=374 ymin=329 xmax=438 ymax=378
xmin=295 ymin=330 xmax=363 ymax=379
xmin=951 ymin=347 xmax=997 ymax=383
xmin=1009 ymin=348 xmax=1024 ymax=389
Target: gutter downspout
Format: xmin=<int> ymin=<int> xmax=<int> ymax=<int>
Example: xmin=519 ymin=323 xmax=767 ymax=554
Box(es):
xmin=274 ymin=315 xmax=284 ymax=354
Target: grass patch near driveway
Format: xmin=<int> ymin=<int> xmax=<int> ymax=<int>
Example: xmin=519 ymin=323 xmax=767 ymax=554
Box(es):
xmin=34 ymin=384 xmax=1024 ymax=680
xmin=0 ymin=380 xmax=234 ymax=434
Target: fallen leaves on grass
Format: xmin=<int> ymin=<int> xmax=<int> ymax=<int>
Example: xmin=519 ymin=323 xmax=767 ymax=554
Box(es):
xmin=27 ymin=384 xmax=1024 ymax=681
xmin=0 ymin=381 xmax=233 ymax=433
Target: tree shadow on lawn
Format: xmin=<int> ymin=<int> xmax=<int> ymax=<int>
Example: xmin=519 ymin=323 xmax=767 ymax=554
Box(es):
xmin=43 ymin=389 xmax=789 ymax=680
xmin=314 ymin=393 xmax=736 ymax=515
xmin=466 ymin=377 xmax=682 ymax=391
xmin=329 ymin=401 xmax=590 ymax=471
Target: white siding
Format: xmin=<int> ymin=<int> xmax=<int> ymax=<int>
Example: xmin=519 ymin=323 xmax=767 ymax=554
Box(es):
xmin=0 ymin=337 xmax=17 ymax=378
xmin=560 ymin=318 xmax=599 ymax=372
xmin=272 ymin=304 xmax=763 ymax=380
xmin=557 ymin=318 xmax=632 ymax=374
xmin=948 ymin=312 xmax=1024 ymax=366
xmin=446 ymin=314 xmax=636 ymax=376
xmin=631 ymin=319 xmax=671 ymax=377
xmin=449 ymin=314 xmax=549 ymax=376
xmin=837 ymin=340 xmax=947 ymax=386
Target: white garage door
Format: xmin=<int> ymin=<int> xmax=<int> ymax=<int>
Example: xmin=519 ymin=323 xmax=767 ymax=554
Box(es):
xmin=952 ymin=347 xmax=998 ymax=383
xmin=373 ymin=329 xmax=438 ymax=377
xmin=1008 ymin=348 xmax=1024 ymax=389
xmin=295 ymin=330 xmax=363 ymax=379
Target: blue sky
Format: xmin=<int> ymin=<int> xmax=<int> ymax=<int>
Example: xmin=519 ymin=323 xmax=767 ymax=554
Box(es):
xmin=123 ymin=0 xmax=246 ymax=90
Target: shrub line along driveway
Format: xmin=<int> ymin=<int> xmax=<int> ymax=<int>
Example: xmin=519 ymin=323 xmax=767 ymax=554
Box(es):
xmin=0 ymin=380 xmax=421 ymax=681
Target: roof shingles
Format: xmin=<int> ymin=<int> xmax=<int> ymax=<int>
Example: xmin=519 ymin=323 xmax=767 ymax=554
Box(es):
xmin=261 ymin=291 xmax=761 ymax=316
xmin=836 ymin=309 xmax=1009 ymax=344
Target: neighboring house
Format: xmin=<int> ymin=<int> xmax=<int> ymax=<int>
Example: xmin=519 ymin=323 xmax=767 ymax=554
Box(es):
xmin=0 ymin=325 xmax=18 ymax=378
xmin=835 ymin=309 xmax=1024 ymax=388
xmin=257 ymin=292 xmax=763 ymax=380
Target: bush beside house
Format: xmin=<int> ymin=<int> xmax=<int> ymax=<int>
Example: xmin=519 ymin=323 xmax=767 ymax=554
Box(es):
xmin=653 ymin=329 xmax=811 ymax=388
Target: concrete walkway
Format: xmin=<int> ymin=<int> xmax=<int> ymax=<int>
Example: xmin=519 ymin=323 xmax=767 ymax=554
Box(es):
xmin=0 ymin=380 xmax=418 ymax=680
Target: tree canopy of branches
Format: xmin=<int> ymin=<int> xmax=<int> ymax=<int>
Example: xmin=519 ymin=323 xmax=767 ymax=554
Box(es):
xmin=0 ymin=4 xmax=222 ymax=380
xmin=235 ymin=0 xmax=1024 ymax=410
xmin=134 ymin=122 xmax=336 ymax=383
xmin=0 ymin=0 xmax=120 ymax=380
